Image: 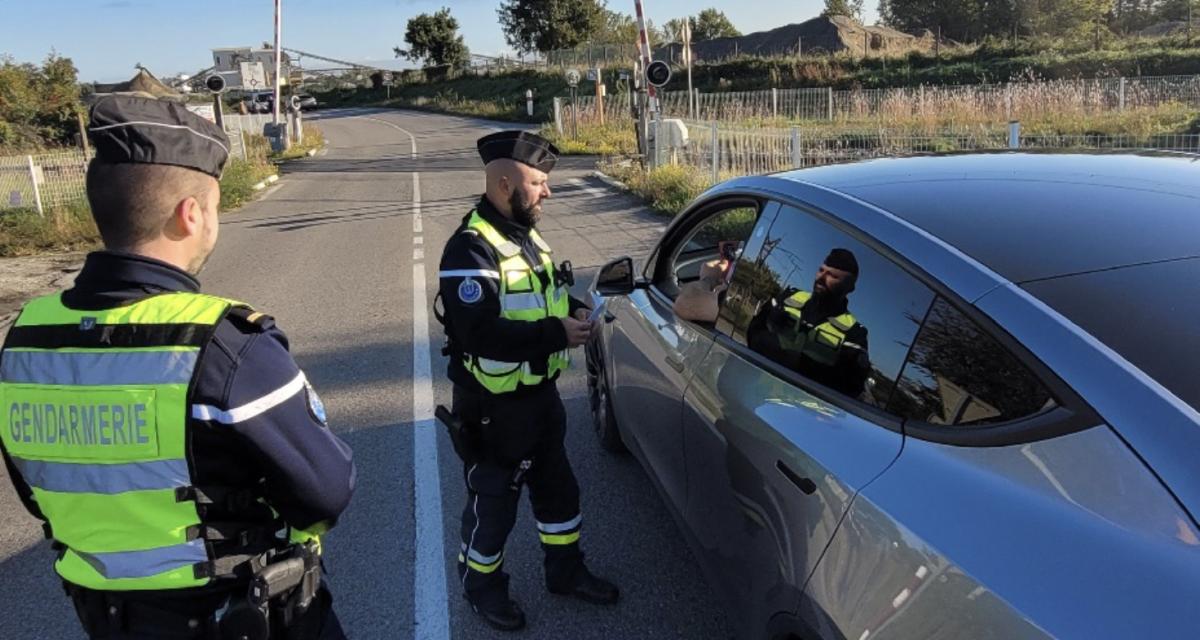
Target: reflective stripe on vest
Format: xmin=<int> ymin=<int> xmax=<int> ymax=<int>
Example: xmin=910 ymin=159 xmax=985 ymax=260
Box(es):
xmin=460 ymin=211 xmax=570 ymax=394
xmin=0 ymin=292 xmax=234 ymax=590
xmin=781 ymin=290 xmax=859 ymax=367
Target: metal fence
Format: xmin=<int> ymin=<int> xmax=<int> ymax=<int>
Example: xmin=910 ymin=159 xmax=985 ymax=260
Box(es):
xmin=0 ymin=150 xmax=93 ymax=214
xmin=0 ymin=116 xmax=280 ymax=215
xmin=571 ymin=74 xmax=1200 ymax=124
xmin=653 ymin=119 xmax=1200 ymax=182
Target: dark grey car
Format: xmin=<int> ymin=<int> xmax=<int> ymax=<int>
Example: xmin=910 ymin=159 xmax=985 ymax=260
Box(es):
xmin=587 ymin=153 xmax=1200 ymax=639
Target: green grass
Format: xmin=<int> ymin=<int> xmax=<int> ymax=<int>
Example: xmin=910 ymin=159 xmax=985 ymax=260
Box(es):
xmin=599 ymin=161 xmax=712 ymax=216
xmin=540 ymin=121 xmax=639 ymax=156
xmin=271 ymin=125 xmax=325 ymax=161
xmin=220 ymin=134 xmax=276 ymax=212
xmin=0 ymin=203 xmax=99 ymax=257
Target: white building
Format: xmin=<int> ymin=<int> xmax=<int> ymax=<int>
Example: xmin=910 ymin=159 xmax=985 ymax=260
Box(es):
xmin=211 ymin=47 xmax=294 ymax=91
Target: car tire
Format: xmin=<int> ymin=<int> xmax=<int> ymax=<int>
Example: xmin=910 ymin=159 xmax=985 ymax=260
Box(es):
xmin=586 ymin=341 xmax=627 ymax=454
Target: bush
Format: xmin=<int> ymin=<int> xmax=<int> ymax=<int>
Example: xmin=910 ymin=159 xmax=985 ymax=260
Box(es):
xmin=220 ymin=135 xmax=276 ymax=211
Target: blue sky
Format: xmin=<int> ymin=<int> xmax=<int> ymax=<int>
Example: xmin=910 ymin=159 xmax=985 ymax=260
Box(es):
xmin=4 ymin=1 xmax=879 ymax=83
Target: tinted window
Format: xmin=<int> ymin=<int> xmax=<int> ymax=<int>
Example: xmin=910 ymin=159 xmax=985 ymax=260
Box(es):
xmin=890 ymin=297 xmax=1055 ymax=426
xmin=1022 ymin=257 xmax=1200 ymax=413
xmin=718 ymin=204 xmax=935 ymax=409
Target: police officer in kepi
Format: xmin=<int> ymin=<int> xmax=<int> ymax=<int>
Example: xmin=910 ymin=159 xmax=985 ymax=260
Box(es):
xmin=0 ymin=96 xmax=355 ymax=639
xmin=436 ymin=131 xmax=619 ymax=631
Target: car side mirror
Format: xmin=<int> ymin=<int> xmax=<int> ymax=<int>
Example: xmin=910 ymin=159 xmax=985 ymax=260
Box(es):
xmin=595 ymin=256 xmax=637 ymax=296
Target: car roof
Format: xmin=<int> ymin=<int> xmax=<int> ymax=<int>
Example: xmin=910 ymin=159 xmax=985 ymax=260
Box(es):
xmin=772 ymin=152 xmax=1200 ymax=283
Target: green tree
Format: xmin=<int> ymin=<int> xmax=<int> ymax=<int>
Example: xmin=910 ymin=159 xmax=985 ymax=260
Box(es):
xmin=879 ymin=0 xmax=1019 ymax=41
xmin=691 ymin=8 xmax=741 ymax=41
xmin=0 ymin=52 xmax=82 ymax=150
xmin=498 ymin=0 xmax=607 ymax=53
xmin=823 ymin=0 xmax=865 ymax=19
xmin=396 ymin=8 xmax=470 ymax=68
xmin=661 ymin=17 xmax=689 ymax=43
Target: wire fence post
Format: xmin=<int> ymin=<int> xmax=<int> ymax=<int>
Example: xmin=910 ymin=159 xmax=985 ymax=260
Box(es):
xmin=1005 ymin=82 xmax=1013 ymax=120
xmin=553 ymin=97 xmax=563 ymax=136
xmin=1119 ymin=77 xmax=1127 ymax=111
xmin=27 ymin=155 xmax=44 ymax=217
xmin=791 ymin=127 xmax=801 ymax=168
xmin=772 ymin=88 xmax=778 ymax=120
xmin=826 ymin=87 xmax=834 ymax=121
xmin=1008 ymin=120 xmax=1021 ymax=149
xmin=710 ymin=122 xmax=719 ymax=184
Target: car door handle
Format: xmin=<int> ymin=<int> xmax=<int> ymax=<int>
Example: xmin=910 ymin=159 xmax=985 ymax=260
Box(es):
xmin=776 ymin=461 xmax=817 ymax=495
xmin=664 ymin=355 xmax=685 ymax=373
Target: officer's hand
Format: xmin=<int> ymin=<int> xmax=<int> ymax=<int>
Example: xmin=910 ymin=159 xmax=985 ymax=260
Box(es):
xmin=575 ymin=308 xmax=601 ymax=336
xmin=561 ymin=316 xmax=593 ymax=347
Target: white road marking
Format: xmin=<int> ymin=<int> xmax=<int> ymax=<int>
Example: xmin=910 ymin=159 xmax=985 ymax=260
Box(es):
xmin=357 ymin=114 xmax=450 ymax=640
xmin=414 ymin=246 xmax=424 ymax=260
xmin=260 ymin=183 xmax=285 ymax=200
xmin=413 ymin=236 xmax=423 ymax=245
xmin=568 ymin=178 xmax=605 ymax=199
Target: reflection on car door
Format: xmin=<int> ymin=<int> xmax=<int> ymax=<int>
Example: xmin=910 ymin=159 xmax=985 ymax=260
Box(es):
xmin=683 ymin=345 xmax=905 ymax=637
xmin=609 ymin=288 xmax=713 ymax=511
xmin=680 ymin=202 xmax=934 ymax=637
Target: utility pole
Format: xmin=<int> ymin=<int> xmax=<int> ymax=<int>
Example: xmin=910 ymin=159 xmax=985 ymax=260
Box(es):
xmin=273 ymin=0 xmax=283 ymax=126
xmin=634 ymin=0 xmax=655 ymax=166
xmin=684 ymin=18 xmax=694 ymax=120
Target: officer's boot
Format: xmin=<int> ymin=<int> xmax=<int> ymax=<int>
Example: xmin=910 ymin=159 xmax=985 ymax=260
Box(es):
xmin=547 ymin=555 xmax=620 ymax=606
xmin=465 ymin=573 xmax=527 ymax=632
xmin=466 ymin=593 xmax=526 ymax=631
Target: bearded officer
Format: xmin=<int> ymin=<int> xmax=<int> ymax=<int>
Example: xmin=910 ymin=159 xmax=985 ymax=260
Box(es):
xmin=0 ymin=96 xmax=355 ymax=639
xmin=436 ymin=131 xmax=620 ymax=631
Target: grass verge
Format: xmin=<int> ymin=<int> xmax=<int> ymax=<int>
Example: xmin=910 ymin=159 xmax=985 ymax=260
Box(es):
xmin=0 ymin=203 xmax=99 ymax=257
xmin=599 ymin=160 xmax=712 ymax=216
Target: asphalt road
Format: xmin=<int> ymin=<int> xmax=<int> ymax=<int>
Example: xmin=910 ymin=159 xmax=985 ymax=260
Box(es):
xmin=0 ymin=109 xmax=732 ymax=639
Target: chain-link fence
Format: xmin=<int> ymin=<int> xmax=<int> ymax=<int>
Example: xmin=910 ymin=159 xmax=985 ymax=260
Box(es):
xmin=0 ymin=149 xmax=93 ymax=215
xmin=570 ymin=74 xmax=1200 ymax=124
xmin=651 ymin=119 xmax=1200 ymax=181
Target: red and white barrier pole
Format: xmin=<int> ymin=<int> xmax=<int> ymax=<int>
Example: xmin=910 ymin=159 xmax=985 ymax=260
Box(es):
xmin=633 ymin=0 xmax=655 ymax=107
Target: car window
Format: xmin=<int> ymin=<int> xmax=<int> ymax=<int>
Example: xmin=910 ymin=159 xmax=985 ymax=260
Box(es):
xmin=889 ymin=296 xmax=1055 ymax=426
xmin=656 ymin=203 xmax=761 ymax=299
xmin=717 ymin=204 xmax=935 ymax=409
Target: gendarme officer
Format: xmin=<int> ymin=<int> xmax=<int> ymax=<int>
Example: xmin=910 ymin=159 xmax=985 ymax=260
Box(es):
xmin=436 ymin=131 xmax=619 ymax=631
xmin=0 ymin=96 xmax=355 ymax=639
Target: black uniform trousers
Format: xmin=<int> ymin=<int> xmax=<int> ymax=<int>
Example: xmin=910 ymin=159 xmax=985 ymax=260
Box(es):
xmin=453 ymin=383 xmax=585 ymax=606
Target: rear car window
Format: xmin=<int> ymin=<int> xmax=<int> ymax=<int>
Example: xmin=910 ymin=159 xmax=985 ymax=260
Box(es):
xmin=1022 ymin=258 xmax=1200 ymax=413
xmin=889 ymin=297 xmax=1055 ymax=426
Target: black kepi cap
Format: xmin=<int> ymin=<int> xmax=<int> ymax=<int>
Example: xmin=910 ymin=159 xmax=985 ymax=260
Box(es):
xmin=477 ymin=130 xmax=559 ymax=173
xmin=88 ymin=95 xmax=230 ymax=179
xmin=823 ymin=248 xmax=859 ymax=275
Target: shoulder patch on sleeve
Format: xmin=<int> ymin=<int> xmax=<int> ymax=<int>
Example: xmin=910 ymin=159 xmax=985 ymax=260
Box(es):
xmin=458 ymin=278 xmax=484 ymax=304
xmin=226 ymin=306 xmax=276 ymax=333
xmin=304 ymin=378 xmax=329 ymax=427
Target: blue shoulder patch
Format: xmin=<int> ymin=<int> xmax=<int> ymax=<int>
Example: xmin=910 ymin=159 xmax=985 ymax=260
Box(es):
xmin=458 ymin=277 xmax=483 ymax=304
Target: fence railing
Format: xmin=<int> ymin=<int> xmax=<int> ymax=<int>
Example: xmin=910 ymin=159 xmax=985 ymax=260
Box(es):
xmin=648 ymin=119 xmax=1200 ymax=182
xmin=0 ymin=150 xmax=93 ymax=215
xmin=0 ymin=116 xmax=282 ymax=214
xmin=569 ymin=74 xmax=1200 ymax=124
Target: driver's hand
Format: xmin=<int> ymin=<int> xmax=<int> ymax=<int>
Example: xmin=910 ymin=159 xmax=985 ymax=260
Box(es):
xmin=699 ymin=259 xmax=729 ymax=282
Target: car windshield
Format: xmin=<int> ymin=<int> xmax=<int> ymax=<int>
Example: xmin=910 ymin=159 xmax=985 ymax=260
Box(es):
xmin=1022 ymin=257 xmax=1200 ymax=412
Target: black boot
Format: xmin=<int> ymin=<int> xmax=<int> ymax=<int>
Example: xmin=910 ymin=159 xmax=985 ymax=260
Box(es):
xmin=548 ymin=566 xmax=620 ymax=605
xmin=468 ymin=596 xmax=527 ymax=632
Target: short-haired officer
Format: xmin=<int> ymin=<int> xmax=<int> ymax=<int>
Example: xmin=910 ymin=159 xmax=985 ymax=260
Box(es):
xmin=0 ymin=96 xmax=355 ymax=639
xmin=436 ymin=131 xmax=619 ymax=631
